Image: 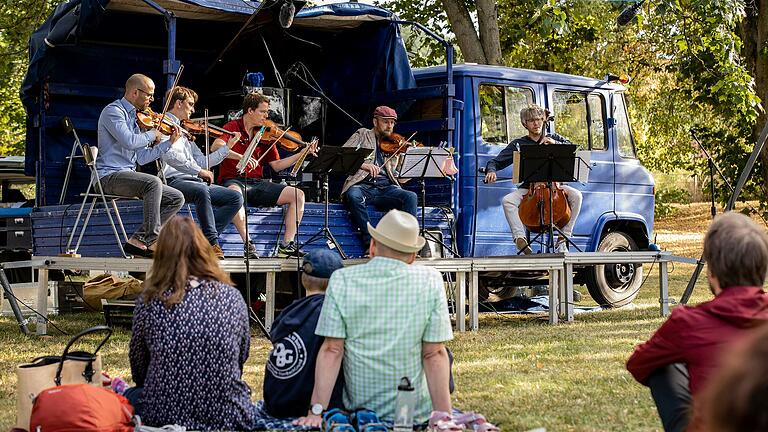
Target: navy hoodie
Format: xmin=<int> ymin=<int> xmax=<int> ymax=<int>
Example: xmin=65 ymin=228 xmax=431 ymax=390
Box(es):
xmin=263 ymin=294 xmax=344 ymax=418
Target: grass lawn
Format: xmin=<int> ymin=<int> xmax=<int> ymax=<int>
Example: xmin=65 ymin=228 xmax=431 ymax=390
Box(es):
xmin=0 ymin=203 xmax=739 ymax=431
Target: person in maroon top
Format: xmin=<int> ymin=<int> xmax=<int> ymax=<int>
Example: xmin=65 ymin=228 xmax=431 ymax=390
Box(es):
xmin=626 ymin=211 xmax=768 ymax=432
xmin=213 ymin=92 xmax=316 ymax=258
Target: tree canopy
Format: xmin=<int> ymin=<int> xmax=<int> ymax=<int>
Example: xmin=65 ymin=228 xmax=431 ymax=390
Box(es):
xmin=0 ymin=0 xmax=56 ymax=155
xmin=385 ymin=0 xmax=766 ymax=207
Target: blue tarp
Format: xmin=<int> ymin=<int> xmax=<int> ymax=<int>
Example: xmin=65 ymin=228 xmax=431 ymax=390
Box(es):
xmin=21 ymin=1 xmax=416 ymax=204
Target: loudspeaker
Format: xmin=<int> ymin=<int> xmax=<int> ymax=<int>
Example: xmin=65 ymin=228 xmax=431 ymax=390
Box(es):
xmin=421 ymin=230 xmax=445 ymax=258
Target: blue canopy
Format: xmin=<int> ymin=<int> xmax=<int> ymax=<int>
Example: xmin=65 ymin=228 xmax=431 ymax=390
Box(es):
xmin=21 ymin=1 xmax=417 ymax=204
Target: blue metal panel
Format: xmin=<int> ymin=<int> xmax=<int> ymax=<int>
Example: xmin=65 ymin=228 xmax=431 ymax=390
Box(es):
xmin=31 ymin=202 xmax=454 ymax=259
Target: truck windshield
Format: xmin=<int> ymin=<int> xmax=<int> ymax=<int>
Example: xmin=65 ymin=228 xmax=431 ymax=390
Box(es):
xmin=614 ymin=93 xmax=637 ymax=158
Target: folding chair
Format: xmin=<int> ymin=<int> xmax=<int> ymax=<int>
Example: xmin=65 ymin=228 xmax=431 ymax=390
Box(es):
xmin=65 ymin=144 xmax=137 ymax=258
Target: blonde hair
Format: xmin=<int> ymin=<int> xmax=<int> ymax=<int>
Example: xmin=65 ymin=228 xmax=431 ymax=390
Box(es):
xmin=519 ymin=104 xmax=546 ymax=125
xmin=143 ymin=216 xmax=232 ymax=307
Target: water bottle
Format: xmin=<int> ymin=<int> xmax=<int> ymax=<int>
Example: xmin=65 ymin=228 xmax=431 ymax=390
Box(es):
xmin=393 ymin=377 xmax=416 ymax=432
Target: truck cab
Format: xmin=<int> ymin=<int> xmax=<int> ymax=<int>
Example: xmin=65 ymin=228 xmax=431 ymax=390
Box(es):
xmin=413 ymin=64 xmax=655 ymax=305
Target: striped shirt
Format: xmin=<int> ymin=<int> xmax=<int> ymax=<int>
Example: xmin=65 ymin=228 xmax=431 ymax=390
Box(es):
xmin=316 ymin=257 xmax=453 ymax=422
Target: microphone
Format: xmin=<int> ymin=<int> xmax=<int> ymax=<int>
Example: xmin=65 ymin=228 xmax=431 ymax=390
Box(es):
xmin=279 ymin=0 xmax=296 ymax=29
xmin=616 ymin=0 xmax=645 ymax=26
xmin=285 ymin=62 xmax=301 ymax=79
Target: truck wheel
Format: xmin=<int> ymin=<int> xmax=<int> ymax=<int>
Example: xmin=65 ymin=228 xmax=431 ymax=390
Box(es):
xmin=585 ymin=231 xmax=642 ymax=307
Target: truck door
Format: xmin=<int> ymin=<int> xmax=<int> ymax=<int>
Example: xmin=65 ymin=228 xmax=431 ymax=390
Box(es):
xmin=549 ymin=88 xmax=614 ymax=251
xmin=471 ymin=79 xmax=545 ymax=256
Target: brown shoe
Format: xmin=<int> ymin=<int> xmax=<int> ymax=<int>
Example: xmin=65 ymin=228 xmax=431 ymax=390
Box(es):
xmin=515 ymin=237 xmax=533 ymax=255
xmin=212 ymin=244 xmax=225 ymax=259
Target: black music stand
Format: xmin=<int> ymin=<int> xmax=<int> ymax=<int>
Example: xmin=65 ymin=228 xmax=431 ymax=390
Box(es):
xmin=302 ymin=147 xmax=372 ymax=259
xmin=397 ymin=147 xmax=461 ymax=257
xmin=517 ymin=144 xmax=583 ymax=253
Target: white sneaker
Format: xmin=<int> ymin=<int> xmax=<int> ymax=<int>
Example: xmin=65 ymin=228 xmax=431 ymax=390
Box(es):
xmin=555 ymin=239 xmax=568 ymax=253
xmin=515 ymin=237 xmax=532 ymax=255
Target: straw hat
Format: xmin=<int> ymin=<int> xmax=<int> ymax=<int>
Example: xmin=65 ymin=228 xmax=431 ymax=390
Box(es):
xmin=367 ymin=209 xmax=425 ymax=253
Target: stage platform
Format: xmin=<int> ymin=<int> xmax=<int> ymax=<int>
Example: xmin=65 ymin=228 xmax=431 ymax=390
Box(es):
xmin=1 ymin=252 xmax=698 ymax=336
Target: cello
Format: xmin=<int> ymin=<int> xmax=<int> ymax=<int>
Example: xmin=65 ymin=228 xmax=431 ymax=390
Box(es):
xmin=518 ymin=182 xmax=571 ymax=233
xmin=517 ymin=125 xmax=572 ymax=233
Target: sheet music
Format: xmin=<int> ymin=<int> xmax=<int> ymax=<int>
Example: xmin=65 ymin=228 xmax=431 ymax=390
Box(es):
xmin=397 ymin=147 xmax=454 ymax=179
xmin=511 ymin=150 xmax=591 ymax=183
xmin=574 ymin=150 xmax=591 ymax=183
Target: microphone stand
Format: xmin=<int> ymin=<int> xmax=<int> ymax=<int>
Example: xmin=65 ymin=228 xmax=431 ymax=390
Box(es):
xmin=240 ymin=130 xmax=270 ymax=339
xmin=679 ymin=128 xmax=736 ymax=304
xmin=285 ymin=62 xmax=363 ymax=128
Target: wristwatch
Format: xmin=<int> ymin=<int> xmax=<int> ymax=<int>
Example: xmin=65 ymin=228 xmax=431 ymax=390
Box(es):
xmin=310 ymin=403 xmax=324 ymax=416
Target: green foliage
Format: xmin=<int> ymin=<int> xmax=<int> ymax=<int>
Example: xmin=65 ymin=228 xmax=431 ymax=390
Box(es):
xmin=383 ymin=0 xmax=764 ymax=211
xmin=654 ymin=186 xmax=692 ymax=218
xmin=0 ymin=0 xmax=56 ymax=155
xmin=377 ymin=0 xmax=456 ymax=67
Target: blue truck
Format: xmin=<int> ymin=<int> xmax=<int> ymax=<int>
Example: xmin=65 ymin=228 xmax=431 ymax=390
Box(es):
xmin=20 ymin=0 xmax=654 ymax=306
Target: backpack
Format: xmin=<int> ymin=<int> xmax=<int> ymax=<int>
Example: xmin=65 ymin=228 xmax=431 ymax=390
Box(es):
xmin=29 ymin=384 xmax=134 ymax=432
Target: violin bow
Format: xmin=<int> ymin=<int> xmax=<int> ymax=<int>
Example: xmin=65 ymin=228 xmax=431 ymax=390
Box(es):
xmin=255 ymin=126 xmax=292 ymax=167
xmin=159 ymin=64 xmax=184 ymax=127
xmin=204 ymin=108 xmax=210 ymax=170
xmin=378 ymin=131 xmax=418 ymax=169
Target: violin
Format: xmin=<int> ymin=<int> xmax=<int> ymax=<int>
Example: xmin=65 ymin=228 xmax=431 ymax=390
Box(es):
xmin=261 ymin=119 xmax=313 ymax=152
xmin=180 ymin=119 xmax=232 ymax=140
xmin=379 ymin=132 xmax=423 ymax=155
xmin=518 ymin=182 xmax=572 ymax=233
xmin=136 ymin=109 xmax=191 ymax=139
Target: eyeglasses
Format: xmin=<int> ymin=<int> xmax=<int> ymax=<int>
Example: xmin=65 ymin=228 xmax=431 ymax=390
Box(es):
xmin=137 ymin=88 xmax=155 ymax=100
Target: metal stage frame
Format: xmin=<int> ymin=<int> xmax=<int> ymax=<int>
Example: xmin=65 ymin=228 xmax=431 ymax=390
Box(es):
xmin=2 ymin=252 xmax=696 ymax=336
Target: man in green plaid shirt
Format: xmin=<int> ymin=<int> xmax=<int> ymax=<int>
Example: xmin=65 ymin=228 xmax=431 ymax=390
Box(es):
xmin=295 ymin=210 xmax=453 ymax=426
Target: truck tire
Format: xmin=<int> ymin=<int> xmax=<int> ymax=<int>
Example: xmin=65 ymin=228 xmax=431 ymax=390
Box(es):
xmin=585 ymin=231 xmax=642 ymax=307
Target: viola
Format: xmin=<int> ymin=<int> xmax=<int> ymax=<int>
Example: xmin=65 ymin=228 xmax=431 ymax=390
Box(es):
xmin=379 ymin=132 xmax=423 ymax=155
xmin=136 ymin=109 xmax=191 ymax=139
xmin=518 ymin=182 xmax=572 ymax=233
xmin=180 ymin=119 xmax=232 ymax=140
xmin=261 ymin=119 xmax=313 ymax=152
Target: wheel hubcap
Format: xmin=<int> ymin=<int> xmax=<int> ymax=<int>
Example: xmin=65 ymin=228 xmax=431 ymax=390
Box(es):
xmin=604 ymin=248 xmax=635 ymax=288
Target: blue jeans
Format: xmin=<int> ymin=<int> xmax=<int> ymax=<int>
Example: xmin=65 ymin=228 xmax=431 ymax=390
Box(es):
xmin=168 ymin=176 xmax=243 ymax=246
xmin=344 ymin=183 xmax=418 ymax=244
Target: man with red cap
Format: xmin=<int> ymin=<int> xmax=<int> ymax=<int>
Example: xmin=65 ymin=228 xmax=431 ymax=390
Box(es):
xmin=340 ymin=106 xmax=418 ymax=257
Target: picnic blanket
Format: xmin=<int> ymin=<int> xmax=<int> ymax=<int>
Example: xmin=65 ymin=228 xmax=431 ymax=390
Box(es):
xmin=134 ymin=400 xmax=463 ymax=430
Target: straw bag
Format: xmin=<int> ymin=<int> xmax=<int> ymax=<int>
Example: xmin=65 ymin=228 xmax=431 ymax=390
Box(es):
xmin=16 ymin=326 xmax=112 ymax=430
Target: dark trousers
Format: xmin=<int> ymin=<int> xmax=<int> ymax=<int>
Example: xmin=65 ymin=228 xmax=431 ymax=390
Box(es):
xmin=648 ymin=363 xmax=692 ymax=432
xmin=124 ymin=386 xmax=144 ymax=417
xmin=344 ymin=183 xmax=418 ymax=245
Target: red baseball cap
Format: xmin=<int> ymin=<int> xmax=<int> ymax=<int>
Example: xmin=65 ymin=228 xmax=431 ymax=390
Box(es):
xmin=373 ymin=105 xmax=397 ymax=120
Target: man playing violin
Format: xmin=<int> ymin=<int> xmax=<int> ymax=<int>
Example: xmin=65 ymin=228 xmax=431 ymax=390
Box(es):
xmin=96 ymin=73 xmax=185 ymax=258
xmin=160 ymin=86 xmax=254 ymax=259
xmin=214 ymin=92 xmax=317 ymax=258
xmin=484 ymin=104 xmax=582 ymax=254
xmin=341 ymin=105 xmax=418 ymax=257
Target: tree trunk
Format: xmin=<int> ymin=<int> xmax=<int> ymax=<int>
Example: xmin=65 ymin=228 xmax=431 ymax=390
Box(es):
xmin=441 ymin=0 xmax=486 ymax=63
xmin=476 ymin=0 xmax=503 ymax=65
xmin=741 ymin=0 xmax=768 ymax=197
